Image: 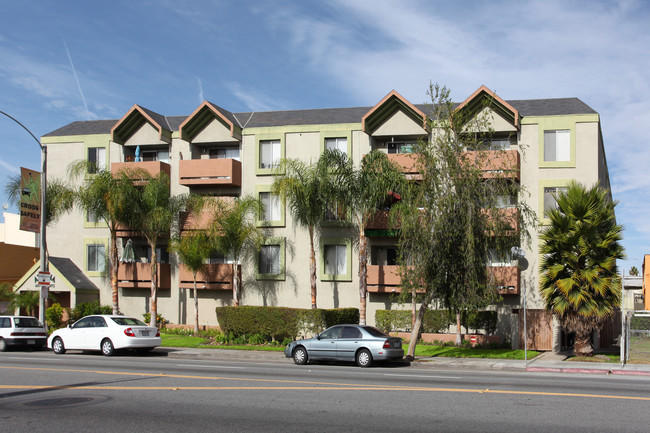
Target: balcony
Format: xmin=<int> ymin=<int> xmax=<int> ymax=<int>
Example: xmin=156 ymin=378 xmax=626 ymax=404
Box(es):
xmin=179 ymin=264 xmax=238 ymax=290
xmin=387 ymin=153 xmax=419 ymax=175
xmin=118 ymin=263 xmax=171 ymax=289
xmin=490 ymin=265 xmax=520 ymax=295
xmin=179 ymin=158 xmax=241 ymax=187
xmin=462 ymin=149 xmax=520 ymax=181
xmin=111 ymin=160 xmax=171 ymax=179
xmin=367 ymin=265 xmax=402 ymax=293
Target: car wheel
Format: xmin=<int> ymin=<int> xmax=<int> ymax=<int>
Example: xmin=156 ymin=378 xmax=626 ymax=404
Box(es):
xmin=101 ymin=339 xmax=114 ymax=357
xmin=293 ymin=346 xmax=308 ymax=365
xmin=0 ymin=338 xmax=7 ymax=352
xmin=52 ymin=337 xmax=66 ymax=354
xmin=356 ymin=349 xmax=372 ymax=368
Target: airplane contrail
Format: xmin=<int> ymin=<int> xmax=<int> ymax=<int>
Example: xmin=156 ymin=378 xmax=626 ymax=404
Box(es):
xmin=197 ymin=77 xmax=204 ymax=103
xmin=63 ymin=39 xmax=91 ymax=120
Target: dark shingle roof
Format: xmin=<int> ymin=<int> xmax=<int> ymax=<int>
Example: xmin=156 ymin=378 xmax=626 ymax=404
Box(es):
xmin=49 ymin=257 xmax=100 ymax=291
xmin=43 ymin=98 xmax=597 ymax=137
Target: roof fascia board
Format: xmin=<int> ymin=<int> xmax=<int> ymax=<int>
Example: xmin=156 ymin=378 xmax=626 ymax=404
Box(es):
xmin=455 ymin=85 xmax=520 ymax=130
xmin=111 ymin=104 xmax=169 ymax=144
xmin=362 ymin=90 xmax=428 ymax=135
xmin=179 ymin=101 xmax=240 ymax=142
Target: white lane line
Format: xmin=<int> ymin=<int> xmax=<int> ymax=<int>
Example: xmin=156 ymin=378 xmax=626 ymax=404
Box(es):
xmin=384 ymin=373 xmax=462 ymax=379
xmin=177 ymin=364 xmax=244 ymax=369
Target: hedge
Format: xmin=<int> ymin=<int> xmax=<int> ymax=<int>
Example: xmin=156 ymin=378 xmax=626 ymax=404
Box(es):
xmin=215 ymin=306 xmax=359 ymax=341
xmin=376 ymin=309 xmax=497 ymax=335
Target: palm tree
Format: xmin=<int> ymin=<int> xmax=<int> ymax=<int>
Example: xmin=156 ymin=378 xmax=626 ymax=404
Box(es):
xmin=68 ymin=162 xmax=135 ymax=315
xmin=540 ymin=182 xmax=624 ymax=356
xmin=5 ymin=173 xmax=75 ymax=225
xmin=272 ymin=158 xmax=332 ymax=309
xmin=169 ymin=230 xmax=213 ymax=332
xmin=210 ymin=196 xmax=261 ymax=306
xmin=320 ymin=150 xmax=405 ymax=325
xmin=7 ymin=291 xmax=40 ymax=316
xmin=124 ymin=171 xmax=187 ymax=327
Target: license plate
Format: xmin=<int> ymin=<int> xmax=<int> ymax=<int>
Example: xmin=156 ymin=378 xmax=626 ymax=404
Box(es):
xmin=393 ymin=342 xmax=400 ymax=348
xmin=28 ymin=340 xmax=35 ymax=345
xmin=141 ymin=331 xmax=150 ymax=336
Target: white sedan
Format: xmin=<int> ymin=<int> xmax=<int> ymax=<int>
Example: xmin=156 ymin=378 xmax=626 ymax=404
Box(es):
xmin=48 ymin=315 xmax=161 ymax=356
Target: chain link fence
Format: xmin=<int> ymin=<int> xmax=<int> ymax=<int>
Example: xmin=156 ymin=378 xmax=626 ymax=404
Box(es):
xmin=623 ymin=312 xmax=650 ymax=364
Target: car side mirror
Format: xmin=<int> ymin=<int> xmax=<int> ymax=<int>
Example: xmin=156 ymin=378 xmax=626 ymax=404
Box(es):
xmin=316 ymin=334 xmax=321 ymax=340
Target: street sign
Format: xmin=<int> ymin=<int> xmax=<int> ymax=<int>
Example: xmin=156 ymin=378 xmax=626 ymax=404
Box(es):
xmin=37 ymin=271 xmax=51 ymax=285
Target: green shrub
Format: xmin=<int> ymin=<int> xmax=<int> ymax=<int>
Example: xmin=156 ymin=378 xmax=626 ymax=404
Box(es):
xmin=375 ymin=309 xmax=453 ymax=333
xmin=462 ymin=311 xmax=498 ymax=335
xmin=215 ymin=306 xmax=359 ymax=340
xmin=45 ymin=303 xmax=64 ymax=330
xmin=143 ymin=312 xmax=168 ymax=329
xmin=631 ymin=315 xmax=650 ymax=330
xmin=67 ymin=301 xmax=112 ymax=324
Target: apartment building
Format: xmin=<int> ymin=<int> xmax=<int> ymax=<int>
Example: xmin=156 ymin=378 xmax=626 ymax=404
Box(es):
xmin=34 ymin=85 xmax=611 ymax=350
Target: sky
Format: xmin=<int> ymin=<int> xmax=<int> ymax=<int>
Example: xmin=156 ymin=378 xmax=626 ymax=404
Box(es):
xmin=0 ymin=0 xmax=649 ymax=272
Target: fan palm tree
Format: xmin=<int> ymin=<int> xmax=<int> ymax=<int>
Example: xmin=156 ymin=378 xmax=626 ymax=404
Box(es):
xmin=540 ymin=182 xmax=624 ymax=356
xmin=68 ymin=162 xmax=136 ymax=315
xmin=169 ymin=230 xmax=213 ymax=332
xmin=210 ymin=196 xmax=261 ymax=306
xmin=319 ymin=150 xmax=406 ymax=324
xmin=272 ymin=158 xmax=332 ymax=309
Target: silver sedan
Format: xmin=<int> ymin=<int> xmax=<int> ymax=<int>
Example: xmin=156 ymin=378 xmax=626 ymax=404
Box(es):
xmin=284 ymin=324 xmax=403 ymax=367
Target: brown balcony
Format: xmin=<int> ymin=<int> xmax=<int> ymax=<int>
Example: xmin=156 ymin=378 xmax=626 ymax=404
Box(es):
xmin=111 ymin=161 xmax=171 ymax=179
xmin=486 ymin=207 xmax=520 ymax=233
xmin=366 ymin=210 xmax=394 ymax=230
xmin=387 ymin=153 xmax=419 ymax=174
xmin=179 ymin=158 xmax=241 ymax=187
xmin=118 ymin=263 xmax=171 ymax=289
xmin=462 ymin=149 xmax=520 ymax=181
xmin=367 ymin=265 xmax=402 ymax=293
xmin=179 ymin=263 xmax=238 ymax=290
xmin=490 ymin=265 xmax=520 ymax=295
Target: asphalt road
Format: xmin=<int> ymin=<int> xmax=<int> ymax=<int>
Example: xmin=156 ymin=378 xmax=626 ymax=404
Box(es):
xmin=1 ymin=349 xmax=649 ymax=432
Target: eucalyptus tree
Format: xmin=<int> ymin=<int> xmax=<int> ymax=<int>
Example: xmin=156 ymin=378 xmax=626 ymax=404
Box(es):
xmin=394 ymin=83 xmax=532 ymax=358
xmin=540 ymin=182 xmax=623 ymax=357
xmin=68 ymin=162 xmax=135 ymax=315
xmin=320 ymin=149 xmax=406 ymax=325
xmin=209 ymin=195 xmax=261 ymax=307
xmin=124 ymin=171 xmax=188 ymax=327
xmin=169 ymin=230 xmax=213 ymax=332
xmin=272 ymin=158 xmax=333 ymax=309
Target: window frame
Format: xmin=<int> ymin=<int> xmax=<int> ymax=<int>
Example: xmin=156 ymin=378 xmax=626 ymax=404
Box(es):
xmin=84 ymin=238 xmax=108 ymax=276
xmin=255 ymin=134 xmax=285 ymax=175
xmin=538 ymin=179 xmax=573 ymax=223
xmin=256 ymin=237 xmax=286 ymax=281
xmin=321 ymin=130 xmax=352 ymax=156
xmin=255 ymin=185 xmax=285 ymax=227
xmin=320 ymin=237 xmax=352 ymax=282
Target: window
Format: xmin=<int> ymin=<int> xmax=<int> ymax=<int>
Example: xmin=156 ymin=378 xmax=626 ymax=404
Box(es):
xmin=544 ymin=187 xmax=568 ymax=212
xmin=488 ymin=249 xmax=512 ymax=267
xmin=319 ymin=326 xmax=342 ymax=339
xmin=88 ymin=147 xmax=106 ymax=173
xmin=495 ymin=194 xmax=517 ymax=209
xmin=208 ymin=252 xmax=233 ymax=264
xmin=209 ymin=147 xmax=240 ymax=161
xmin=87 ymin=244 xmax=106 ymax=272
xmin=325 ymin=244 xmax=347 ymax=276
xmin=260 ymin=192 xmax=281 ymax=222
xmin=259 ymin=139 xmax=281 ymax=169
xmin=87 ymin=211 xmax=100 ymax=223
xmin=325 ymin=200 xmax=346 ymax=221
xmin=325 ymin=137 xmax=347 ymax=154
xmin=371 ymin=246 xmax=397 ymax=266
xmin=387 ymin=141 xmax=415 ymax=154
xmin=341 ymin=326 xmax=362 ymax=339
xmin=259 ymin=245 xmax=281 ymax=275
xmin=544 ymin=130 xmax=570 ymax=162
xmin=142 ymin=149 xmax=170 ymax=163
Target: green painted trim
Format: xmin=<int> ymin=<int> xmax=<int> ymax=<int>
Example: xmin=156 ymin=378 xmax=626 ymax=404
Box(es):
xmin=244 ymin=123 xmax=361 ymax=136
xmin=255 ymin=133 xmax=285 ymax=176
xmin=42 ymin=134 xmax=111 ymax=145
xmin=255 ymin=184 xmax=285 ymax=227
xmin=320 ymin=129 xmax=353 ymax=157
xmin=364 ymin=229 xmax=400 ymax=237
xmin=255 ymin=237 xmax=286 ymax=281
xmin=83 ymin=211 xmax=109 ymax=229
xmin=84 ymin=140 xmax=110 ymax=174
xmin=538 ymin=179 xmax=574 ymax=223
xmin=84 ymin=237 xmax=109 ymax=277
xmin=520 ymin=114 xmax=599 ymax=125
xmin=319 ymin=237 xmax=352 ymax=282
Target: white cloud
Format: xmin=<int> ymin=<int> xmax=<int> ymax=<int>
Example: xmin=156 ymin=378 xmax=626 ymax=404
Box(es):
xmin=225 ymin=81 xmax=287 ymax=112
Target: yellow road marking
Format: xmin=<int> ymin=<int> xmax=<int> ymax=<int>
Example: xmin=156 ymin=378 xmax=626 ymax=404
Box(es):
xmin=1 ymin=366 xmax=649 ymax=401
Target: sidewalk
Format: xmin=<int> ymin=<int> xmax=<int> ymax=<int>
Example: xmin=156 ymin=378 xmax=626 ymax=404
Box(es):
xmin=160 ymin=347 xmax=650 ymax=376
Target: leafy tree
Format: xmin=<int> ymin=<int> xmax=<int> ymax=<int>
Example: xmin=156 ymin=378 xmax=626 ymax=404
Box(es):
xmin=320 ymin=149 xmax=406 ymax=324
xmin=272 ymin=157 xmax=333 ymax=309
xmin=169 ymin=230 xmax=213 ymax=332
xmin=68 ymin=162 xmax=136 ymax=315
xmin=123 ymin=171 xmax=187 ymax=327
xmin=540 ymin=182 xmax=624 ymax=356
xmin=394 ymin=84 xmax=531 ymax=359
xmin=629 ymin=266 xmax=639 ymax=276
xmin=210 ymin=195 xmax=262 ymax=307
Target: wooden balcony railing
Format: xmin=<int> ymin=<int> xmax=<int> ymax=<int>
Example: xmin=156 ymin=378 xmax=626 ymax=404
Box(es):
xmin=179 ymin=263 xmax=238 ymax=290
xmin=111 ymin=161 xmax=171 ymax=179
xmin=490 ymin=265 xmax=520 ymax=295
xmin=117 ymin=263 xmax=171 ymax=289
xmin=179 ymin=158 xmax=241 ymax=187
xmin=367 ymin=265 xmax=402 ymax=293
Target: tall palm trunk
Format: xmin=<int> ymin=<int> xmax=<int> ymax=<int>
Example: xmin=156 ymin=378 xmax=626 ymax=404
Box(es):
xmin=309 ymin=227 xmax=317 ymax=309
xmin=358 ymin=229 xmax=368 ymax=325
xmin=455 ymin=310 xmax=462 ymax=346
xmin=109 ymin=232 xmax=120 ymax=315
xmin=192 ymin=271 xmax=199 ymax=333
xmin=232 ymin=261 xmax=240 ymax=306
xmin=149 ymin=242 xmax=158 ymax=327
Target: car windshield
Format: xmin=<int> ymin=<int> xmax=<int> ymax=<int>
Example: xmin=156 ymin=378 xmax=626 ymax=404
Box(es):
xmin=111 ymin=317 xmax=148 ymax=326
xmin=14 ymin=317 xmax=42 ymax=328
xmin=362 ymin=326 xmax=388 ymax=338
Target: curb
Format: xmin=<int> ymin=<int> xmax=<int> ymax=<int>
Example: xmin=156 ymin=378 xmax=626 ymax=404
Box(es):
xmin=526 ymin=366 xmax=650 ymax=376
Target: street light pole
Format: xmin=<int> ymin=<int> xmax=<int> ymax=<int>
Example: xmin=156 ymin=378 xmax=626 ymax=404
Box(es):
xmin=1 ymin=110 xmax=48 ymax=326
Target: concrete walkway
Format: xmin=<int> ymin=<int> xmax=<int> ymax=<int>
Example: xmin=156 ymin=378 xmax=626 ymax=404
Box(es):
xmin=160 ymin=347 xmax=650 ymax=376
